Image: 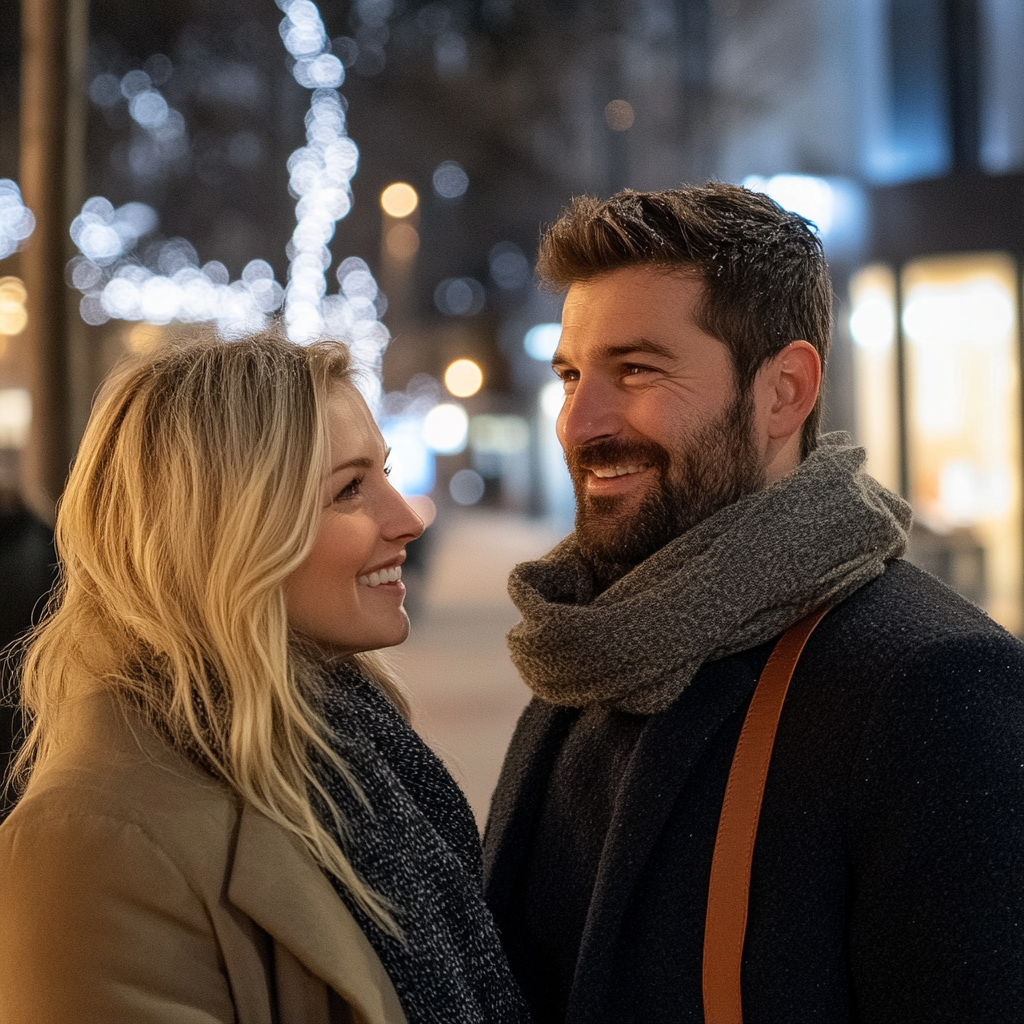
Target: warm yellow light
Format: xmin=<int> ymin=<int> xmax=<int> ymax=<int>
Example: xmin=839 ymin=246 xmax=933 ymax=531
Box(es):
xmin=445 ymin=358 xmax=483 ymax=398
xmin=605 ymin=99 xmax=635 ymax=131
xmin=0 ymin=276 xmax=28 ymax=336
xmin=384 ymin=222 xmax=420 ymax=260
xmin=381 ymin=182 xmax=419 ymax=218
xmin=0 ymin=277 xmax=27 ymax=304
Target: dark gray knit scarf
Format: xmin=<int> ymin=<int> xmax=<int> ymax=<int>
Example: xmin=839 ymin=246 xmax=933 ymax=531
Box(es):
xmin=312 ymin=663 xmax=530 ymax=1024
xmin=506 ymin=433 xmax=912 ymax=715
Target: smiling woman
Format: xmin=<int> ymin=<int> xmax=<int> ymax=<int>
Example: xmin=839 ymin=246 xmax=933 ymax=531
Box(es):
xmin=284 ymin=387 xmax=424 ymax=655
xmin=0 ymin=329 xmax=529 ymax=1024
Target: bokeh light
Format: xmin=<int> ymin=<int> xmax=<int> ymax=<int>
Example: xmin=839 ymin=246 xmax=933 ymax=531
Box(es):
xmin=434 ymin=277 xmax=485 ymax=316
xmin=432 ymin=161 xmax=469 ymax=199
xmin=524 ymin=323 xmax=561 ymax=361
xmin=67 ymin=0 xmax=391 ymax=394
xmin=605 ymin=99 xmax=635 ymax=131
xmin=0 ymin=277 xmax=28 ymax=336
xmin=445 ymin=358 xmax=483 ymax=397
xmin=0 ymin=181 xmax=36 ymax=260
xmin=381 ymin=183 xmax=419 ymax=218
xmin=850 ymin=290 xmax=895 ymax=351
xmin=903 ymin=277 xmax=1014 ymax=346
xmin=449 ymin=468 xmax=485 ymax=505
xmin=0 ymin=389 xmax=31 ymax=448
xmin=385 ymin=222 xmax=420 ymax=260
xmin=489 ymin=242 xmax=531 ymax=290
xmin=540 ymin=379 xmax=565 ymax=419
xmin=423 ymin=402 xmax=469 ymax=453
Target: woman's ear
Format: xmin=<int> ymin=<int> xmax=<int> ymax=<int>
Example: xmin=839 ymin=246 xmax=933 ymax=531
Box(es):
xmin=760 ymin=340 xmax=821 ymax=440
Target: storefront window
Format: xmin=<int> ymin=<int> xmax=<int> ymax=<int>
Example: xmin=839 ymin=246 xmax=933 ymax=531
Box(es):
xmin=902 ymin=254 xmax=1021 ymax=633
xmin=849 ymin=264 xmax=900 ymax=493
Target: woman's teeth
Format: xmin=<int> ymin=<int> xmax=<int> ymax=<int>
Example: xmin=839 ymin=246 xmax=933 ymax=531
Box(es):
xmin=358 ymin=566 xmax=403 ymax=587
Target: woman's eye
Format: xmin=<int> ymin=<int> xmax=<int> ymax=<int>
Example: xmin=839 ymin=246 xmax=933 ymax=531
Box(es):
xmin=335 ymin=477 xmax=362 ymax=501
xmin=384 ymin=464 xmax=392 ymax=478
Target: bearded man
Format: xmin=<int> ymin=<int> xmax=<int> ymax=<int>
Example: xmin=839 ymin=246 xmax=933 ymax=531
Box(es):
xmin=484 ymin=184 xmax=1024 ymax=1023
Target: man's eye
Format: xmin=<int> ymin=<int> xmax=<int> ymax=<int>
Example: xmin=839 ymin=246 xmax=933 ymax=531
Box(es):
xmin=384 ymin=464 xmax=392 ymax=477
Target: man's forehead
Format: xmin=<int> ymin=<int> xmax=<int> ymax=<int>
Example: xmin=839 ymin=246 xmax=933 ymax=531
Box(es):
xmin=556 ymin=267 xmax=710 ymax=358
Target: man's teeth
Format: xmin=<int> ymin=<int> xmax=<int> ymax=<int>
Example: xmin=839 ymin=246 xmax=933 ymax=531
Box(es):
xmin=358 ymin=566 xmax=403 ymax=587
xmin=591 ymin=464 xmax=648 ymax=478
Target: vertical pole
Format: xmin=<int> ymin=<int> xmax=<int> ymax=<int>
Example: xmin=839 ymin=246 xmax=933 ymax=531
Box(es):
xmin=893 ymin=266 xmax=910 ymax=501
xmin=1016 ymin=258 xmax=1024 ymax=632
xmin=945 ymin=0 xmax=980 ymax=173
xmin=19 ymin=0 xmax=89 ymax=519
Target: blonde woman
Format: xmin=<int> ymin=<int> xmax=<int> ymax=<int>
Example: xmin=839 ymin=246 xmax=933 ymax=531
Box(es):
xmin=0 ymin=331 xmax=529 ymax=1024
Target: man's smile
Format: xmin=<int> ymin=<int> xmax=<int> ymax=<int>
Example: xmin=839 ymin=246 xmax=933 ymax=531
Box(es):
xmin=589 ymin=463 xmax=651 ymax=478
xmin=584 ymin=463 xmax=656 ymax=495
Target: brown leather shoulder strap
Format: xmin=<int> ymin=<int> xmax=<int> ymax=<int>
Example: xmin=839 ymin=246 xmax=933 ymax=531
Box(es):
xmin=702 ymin=606 xmax=831 ymax=1024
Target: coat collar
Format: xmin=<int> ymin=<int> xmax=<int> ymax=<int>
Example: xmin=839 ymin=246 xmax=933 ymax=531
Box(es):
xmin=483 ymin=697 xmax=576 ymax=920
xmin=36 ymin=688 xmax=407 ymax=1024
xmin=228 ymin=802 xmax=407 ymax=1024
xmin=568 ymin=650 xmax=765 ymax=1018
xmin=484 ymin=647 xmax=771 ymax=1020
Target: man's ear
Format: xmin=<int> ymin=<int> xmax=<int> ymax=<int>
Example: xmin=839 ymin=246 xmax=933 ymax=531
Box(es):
xmin=759 ymin=340 xmax=821 ymax=440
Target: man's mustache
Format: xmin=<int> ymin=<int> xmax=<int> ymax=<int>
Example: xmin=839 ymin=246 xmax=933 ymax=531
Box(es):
xmin=564 ymin=438 xmax=671 ymax=478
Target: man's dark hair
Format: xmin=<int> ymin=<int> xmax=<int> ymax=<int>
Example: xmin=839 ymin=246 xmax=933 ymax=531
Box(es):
xmin=536 ymin=183 xmax=833 ymax=456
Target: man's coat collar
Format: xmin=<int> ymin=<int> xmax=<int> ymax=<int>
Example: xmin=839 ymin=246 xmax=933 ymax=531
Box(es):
xmin=484 ymin=651 xmax=765 ymax=1020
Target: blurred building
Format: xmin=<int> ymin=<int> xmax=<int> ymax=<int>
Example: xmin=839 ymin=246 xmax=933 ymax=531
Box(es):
xmin=2 ymin=0 xmax=1024 ymax=628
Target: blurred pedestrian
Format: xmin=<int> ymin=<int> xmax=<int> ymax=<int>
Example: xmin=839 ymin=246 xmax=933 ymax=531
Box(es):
xmin=0 ymin=448 xmax=57 ymax=820
xmin=0 ymin=330 xmax=529 ymax=1024
xmin=486 ymin=184 xmax=1024 ymax=1023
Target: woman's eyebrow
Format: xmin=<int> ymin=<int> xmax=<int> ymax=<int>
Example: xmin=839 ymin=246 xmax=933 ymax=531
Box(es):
xmin=330 ymin=448 xmax=390 ymax=476
xmin=330 ymin=456 xmax=374 ymax=475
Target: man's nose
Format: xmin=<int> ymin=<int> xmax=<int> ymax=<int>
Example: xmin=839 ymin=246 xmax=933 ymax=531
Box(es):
xmin=557 ymin=376 xmax=623 ymax=449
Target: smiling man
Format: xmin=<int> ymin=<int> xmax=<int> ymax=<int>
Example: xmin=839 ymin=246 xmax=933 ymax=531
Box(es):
xmin=484 ymin=185 xmax=1024 ymax=1023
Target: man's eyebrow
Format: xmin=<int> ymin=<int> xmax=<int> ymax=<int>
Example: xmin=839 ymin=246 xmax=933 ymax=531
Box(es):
xmin=552 ymin=338 xmax=676 ymax=368
xmin=601 ymin=338 xmax=676 ymax=360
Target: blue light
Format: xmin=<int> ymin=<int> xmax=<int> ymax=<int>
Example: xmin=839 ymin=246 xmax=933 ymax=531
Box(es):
xmin=380 ymin=415 xmax=435 ymax=496
xmin=524 ymin=323 xmax=561 ymax=361
xmin=742 ymin=174 xmax=865 ymax=257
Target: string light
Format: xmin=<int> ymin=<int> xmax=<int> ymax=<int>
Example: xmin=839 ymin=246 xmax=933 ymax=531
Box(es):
xmin=0 ymin=181 xmax=35 ymax=260
xmin=63 ymin=0 xmax=392 ymax=403
xmin=276 ymin=0 xmax=390 ymax=403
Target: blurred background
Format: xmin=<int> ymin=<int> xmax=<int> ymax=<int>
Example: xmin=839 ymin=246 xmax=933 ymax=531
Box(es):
xmin=3 ymin=0 xmax=1024 ymax=821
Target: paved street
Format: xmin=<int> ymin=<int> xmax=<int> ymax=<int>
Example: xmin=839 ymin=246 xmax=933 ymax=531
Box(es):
xmin=390 ymin=509 xmax=562 ymax=828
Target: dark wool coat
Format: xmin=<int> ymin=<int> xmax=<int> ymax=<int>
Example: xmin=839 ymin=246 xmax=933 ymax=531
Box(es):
xmin=484 ymin=560 xmax=1024 ymax=1023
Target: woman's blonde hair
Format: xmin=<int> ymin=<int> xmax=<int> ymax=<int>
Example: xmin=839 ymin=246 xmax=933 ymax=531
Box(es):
xmin=15 ymin=327 xmax=406 ymax=930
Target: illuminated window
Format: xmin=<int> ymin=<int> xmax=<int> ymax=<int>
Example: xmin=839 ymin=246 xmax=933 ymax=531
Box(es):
xmin=849 ymin=265 xmax=900 ymax=493
xmin=902 ymin=253 xmax=1021 ymax=632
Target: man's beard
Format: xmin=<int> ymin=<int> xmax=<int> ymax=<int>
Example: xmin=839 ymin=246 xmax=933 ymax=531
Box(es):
xmin=565 ymin=391 xmax=766 ymax=569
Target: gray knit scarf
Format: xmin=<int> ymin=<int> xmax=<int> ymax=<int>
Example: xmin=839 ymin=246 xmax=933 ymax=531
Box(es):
xmin=506 ymin=433 xmax=911 ymax=715
xmin=313 ymin=663 xmax=530 ymax=1024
